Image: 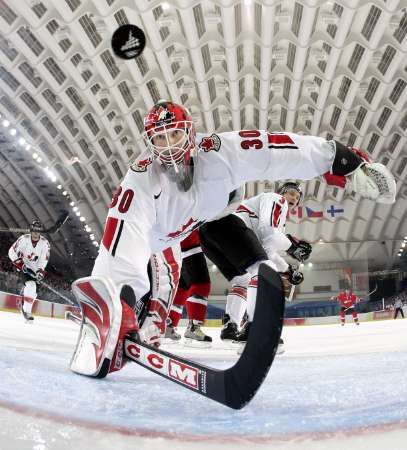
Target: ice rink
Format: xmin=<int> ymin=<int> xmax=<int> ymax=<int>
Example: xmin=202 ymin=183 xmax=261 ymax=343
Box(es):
xmin=0 ymin=311 xmax=407 ymax=450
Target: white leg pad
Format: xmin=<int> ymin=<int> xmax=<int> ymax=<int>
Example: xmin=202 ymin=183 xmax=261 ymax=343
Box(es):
xmin=69 ymin=277 xmax=122 ymax=377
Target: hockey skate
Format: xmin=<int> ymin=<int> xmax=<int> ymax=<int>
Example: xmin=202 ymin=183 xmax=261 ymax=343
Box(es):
xmin=184 ymin=320 xmax=212 ymax=348
xmin=163 ymin=324 xmax=181 ymax=344
xmin=20 ymin=299 xmax=34 ymax=324
xmin=233 ymin=321 xmax=251 ymax=354
xmin=220 ymin=314 xmax=239 ymax=340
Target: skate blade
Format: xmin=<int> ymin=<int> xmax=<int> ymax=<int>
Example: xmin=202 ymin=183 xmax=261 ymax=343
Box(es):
xmin=221 ymin=340 xmax=240 ymax=350
xmin=162 ymin=338 xmax=181 ymax=345
xmin=183 ymin=338 xmax=212 ymax=349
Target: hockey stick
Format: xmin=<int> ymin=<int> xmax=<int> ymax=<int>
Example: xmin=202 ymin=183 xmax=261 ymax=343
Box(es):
xmin=37 ymin=280 xmax=79 ymax=308
xmin=0 ymin=211 xmax=69 ymax=234
xmin=65 ymin=311 xmax=82 ymax=324
xmin=124 ymin=263 xmax=285 ymax=410
xmin=287 ymin=284 xmax=295 ymax=302
xmin=366 ymin=284 xmax=378 ymax=297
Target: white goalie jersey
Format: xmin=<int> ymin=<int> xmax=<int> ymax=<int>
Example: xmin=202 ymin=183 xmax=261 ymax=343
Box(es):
xmin=92 ymin=130 xmax=336 ymax=299
xmin=8 ymin=234 xmax=50 ymax=273
xmin=233 ymin=192 xmax=291 ymax=272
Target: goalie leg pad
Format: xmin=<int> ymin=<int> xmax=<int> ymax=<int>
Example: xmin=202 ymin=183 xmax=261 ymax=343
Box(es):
xmin=69 ymin=277 xmax=138 ymax=378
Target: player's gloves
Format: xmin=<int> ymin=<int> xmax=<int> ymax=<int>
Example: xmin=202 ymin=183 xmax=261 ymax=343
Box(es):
xmin=286 ymin=235 xmax=312 ymax=262
xmin=324 ymin=142 xmax=396 ymax=204
xmin=138 ymin=299 xmax=167 ymax=347
xmin=12 ymin=258 xmax=24 ymax=272
xmin=36 ymin=269 xmax=45 ymax=281
xmin=286 ymin=265 xmax=304 ymax=285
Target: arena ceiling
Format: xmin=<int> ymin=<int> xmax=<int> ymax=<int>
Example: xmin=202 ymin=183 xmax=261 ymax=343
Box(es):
xmin=0 ymin=0 xmax=406 ymax=274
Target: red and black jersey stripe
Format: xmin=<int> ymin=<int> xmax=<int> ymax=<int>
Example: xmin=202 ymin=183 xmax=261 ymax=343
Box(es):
xmin=235 ymin=204 xmax=258 ymax=219
xmin=267 ymin=133 xmax=298 ymax=150
xmin=271 ymin=201 xmax=283 ymax=227
xmin=102 ymin=217 xmax=124 ymax=257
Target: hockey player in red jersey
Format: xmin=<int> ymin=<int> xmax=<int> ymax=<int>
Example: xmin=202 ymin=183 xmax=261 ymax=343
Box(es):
xmin=68 ymin=100 xmax=396 ymax=379
xmin=165 ymin=229 xmax=212 ymax=346
xmin=8 ymin=220 xmax=50 ymax=322
xmin=331 ymin=289 xmax=361 ymax=326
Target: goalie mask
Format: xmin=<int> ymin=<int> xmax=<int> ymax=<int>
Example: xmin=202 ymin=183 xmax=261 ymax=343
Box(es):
xmin=143 ymin=101 xmax=196 ymax=191
xmin=277 ymin=182 xmax=302 ymax=208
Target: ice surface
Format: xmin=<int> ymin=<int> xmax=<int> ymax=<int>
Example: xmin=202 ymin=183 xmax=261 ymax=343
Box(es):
xmin=0 ymin=311 xmax=407 ymax=450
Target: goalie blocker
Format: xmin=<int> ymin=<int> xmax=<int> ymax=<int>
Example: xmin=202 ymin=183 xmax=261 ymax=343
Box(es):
xmin=69 ymin=264 xmax=285 ymax=409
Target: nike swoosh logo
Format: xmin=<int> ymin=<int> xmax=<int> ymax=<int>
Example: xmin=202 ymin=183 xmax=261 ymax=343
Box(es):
xmin=154 ymin=191 xmax=162 ymax=200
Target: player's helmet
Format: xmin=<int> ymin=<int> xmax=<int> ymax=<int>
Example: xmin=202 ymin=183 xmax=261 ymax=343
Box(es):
xmin=143 ymin=101 xmax=196 ymax=168
xmin=30 ymin=219 xmax=43 ymax=232
xmin=277 ymin=182 xmax=302 ymax=206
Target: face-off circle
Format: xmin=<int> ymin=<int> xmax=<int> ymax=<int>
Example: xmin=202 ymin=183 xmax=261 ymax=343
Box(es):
xmin=111 ymin=24 xmax=146 ymax=59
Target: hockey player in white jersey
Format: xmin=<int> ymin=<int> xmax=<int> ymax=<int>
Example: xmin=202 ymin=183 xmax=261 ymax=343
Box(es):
xmin=8 ymin=220 xmax=50 ymax=322
xmin=199 ymin=182 xmax=309 ymax=351
xmin=69 ymin=100 xmax=396 ymax=379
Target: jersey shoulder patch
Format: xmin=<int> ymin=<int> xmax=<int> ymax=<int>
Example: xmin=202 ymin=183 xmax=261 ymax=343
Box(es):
xmin=131 ymin=156 xmax=154 ymax=173
xmin=198 ymin=133 xmax=221 ymax=153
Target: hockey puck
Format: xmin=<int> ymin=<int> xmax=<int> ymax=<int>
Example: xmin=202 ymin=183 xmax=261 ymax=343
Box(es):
xmin=111 ymin=24 xmax=146 ymax=60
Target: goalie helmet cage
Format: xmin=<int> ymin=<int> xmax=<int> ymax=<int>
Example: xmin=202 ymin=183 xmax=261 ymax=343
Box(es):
xmin=0 ymin=211 xmax=69 ymax=234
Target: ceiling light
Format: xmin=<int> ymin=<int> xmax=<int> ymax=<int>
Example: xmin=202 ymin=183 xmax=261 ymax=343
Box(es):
xmin=25 ymin=144 xmax=31 ymax=151
xmin=70 ymin=201 xmax=75 ymax=206
xmin=9 ymin=128 xmax=16 ymax=136
xmin=2 ymin=120 xmax=10 ymax=127
xmin=73 ymin=206 xmax=78 ymax=212
xmin=62 ymin=190 xmax=68 ymax=196
xmin=18 ymin=137 xmax=26 ymax=145
xmin=90 ymin=235 xmax=95 ymax=240
xmin=57 ymin=185 xmax=62 ymax=190
xmin=402 ymin=243 xmax=406 ymax=248
xmin=162 ymin=2 xmax=170 ymax=10
xmin=32 ymin=152 xmax=38 ymax=159
xmin=79 ymin=216 xmax=86 ymax=222
xmin=37 ymin=157 xmax=42 ymax=162
xmin=75 ymin=211 xmax=80 ymax=217
xmin=308 ymin=262 xmax=313 ymax=268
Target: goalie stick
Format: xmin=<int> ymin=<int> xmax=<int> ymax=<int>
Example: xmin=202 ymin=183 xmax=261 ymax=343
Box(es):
xmin=0 ymin=211 xmax=69 ymax=234
xmin=123 ymin=263 xmax=285 ymax=410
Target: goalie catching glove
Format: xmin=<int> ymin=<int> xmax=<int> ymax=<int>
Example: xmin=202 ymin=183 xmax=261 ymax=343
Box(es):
xmin=324 ymin=142 xmax=396 ymax=204
xmin=286 ymin=235 xmax=312 ymax=262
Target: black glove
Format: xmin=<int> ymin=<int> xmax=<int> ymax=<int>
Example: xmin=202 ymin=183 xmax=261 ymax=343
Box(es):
xmin=286 ymin=265 xmax=304 ymax=285
xmin=286 ymin=234 xmax=312 ymax=262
